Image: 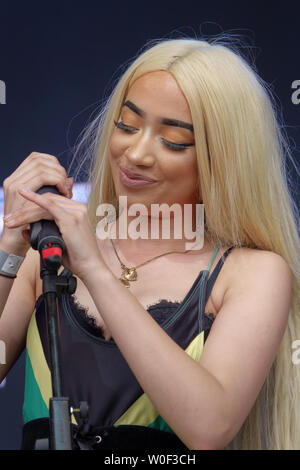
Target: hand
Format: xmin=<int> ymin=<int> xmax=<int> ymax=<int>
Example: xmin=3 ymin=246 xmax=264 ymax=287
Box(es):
xmin=1 ymin=152 xmax=73 ymax=256
xmin=3 ymin=187 xmax=107 ymax=283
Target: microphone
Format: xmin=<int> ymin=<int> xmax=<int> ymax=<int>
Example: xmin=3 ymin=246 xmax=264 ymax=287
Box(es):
xmin=29 ymin=186 xmax=66 ymax=271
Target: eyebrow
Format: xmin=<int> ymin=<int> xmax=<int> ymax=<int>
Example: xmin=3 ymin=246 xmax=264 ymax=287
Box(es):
xmin=123 ymin=100 xmax=194 ymax=133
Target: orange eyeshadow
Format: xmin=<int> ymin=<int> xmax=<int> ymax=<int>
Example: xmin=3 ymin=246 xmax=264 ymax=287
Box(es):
xmin=120 ymin=107 xmax=194 ymax=144
xmin=120 ymin=109 xmax=140 ymax=127
xmin=161 ymin=129 xmax=194 ymax=144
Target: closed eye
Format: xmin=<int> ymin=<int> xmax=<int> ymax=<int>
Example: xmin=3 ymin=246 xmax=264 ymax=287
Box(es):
xmin=114 ymin=120 xmax=137 ymax=133
xmin=113 ymin=120 xmax=195 ymax=152
xmin=160 ymin=138 xmax=195 ymax=151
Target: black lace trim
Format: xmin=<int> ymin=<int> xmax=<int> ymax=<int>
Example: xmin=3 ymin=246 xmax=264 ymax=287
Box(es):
xmin=68 ymin=295 xmax=215 ymax=342
xmin=146 ymin=299 xmax=182 ymax=325
xmin=69 ymin=295 xmax=108 ymax=339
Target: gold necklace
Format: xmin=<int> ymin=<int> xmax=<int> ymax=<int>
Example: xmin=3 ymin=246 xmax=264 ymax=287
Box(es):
xmin=110 ymin=238 xmax=192 ymax=288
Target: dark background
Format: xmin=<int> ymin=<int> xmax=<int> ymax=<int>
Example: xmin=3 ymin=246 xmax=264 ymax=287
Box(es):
xmin=0 ymin=0 xmax=299 ymax=450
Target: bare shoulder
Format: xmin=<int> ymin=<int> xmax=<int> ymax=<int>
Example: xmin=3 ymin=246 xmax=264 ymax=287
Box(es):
xmin=222 ymin=246 xmax=293 ymax=303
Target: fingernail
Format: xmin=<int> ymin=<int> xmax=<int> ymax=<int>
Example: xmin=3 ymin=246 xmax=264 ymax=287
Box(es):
xmin=3 ymin=212 xmax=18 ymax=220
xmin=4 ymin=218 xmax=15 ymax=226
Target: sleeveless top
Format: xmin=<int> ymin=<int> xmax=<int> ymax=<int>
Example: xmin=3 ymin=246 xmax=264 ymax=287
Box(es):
xmin=22 ymin=245 xmax=235 ymax=438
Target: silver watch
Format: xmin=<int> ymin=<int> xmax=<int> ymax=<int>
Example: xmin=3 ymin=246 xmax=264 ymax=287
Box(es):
xmin=0 ymin=248 xmax=25 ymax=278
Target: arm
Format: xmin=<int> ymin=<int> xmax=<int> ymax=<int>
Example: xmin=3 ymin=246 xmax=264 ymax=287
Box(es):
xmin=0 ymin=238 xmax=28 ymax=315
xmin=83 ymin=250 xmax=292 ymax=449
xmin=0 ymin=243 xmax=38 ymax=382
xmin=0 ymin=151 xmax=73 ymax=381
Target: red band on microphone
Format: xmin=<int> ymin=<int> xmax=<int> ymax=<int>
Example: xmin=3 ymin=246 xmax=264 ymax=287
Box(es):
xmin=42 ymin=247 xmax=62 ymax=260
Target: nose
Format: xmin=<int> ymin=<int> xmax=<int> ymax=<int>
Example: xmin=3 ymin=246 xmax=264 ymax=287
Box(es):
xmin=124 ymin=131 xmax=155 ymax=167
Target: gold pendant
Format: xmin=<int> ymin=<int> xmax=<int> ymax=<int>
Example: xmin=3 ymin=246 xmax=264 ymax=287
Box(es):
xmin=120 ymin=278 xmax=130 ymax=288
xmin=120 ymin=267 xmax=137 ymax=288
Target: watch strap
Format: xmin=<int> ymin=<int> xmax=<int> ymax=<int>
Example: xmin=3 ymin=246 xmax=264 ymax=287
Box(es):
xmin=0 ymin=248 xmax=25 ymax=278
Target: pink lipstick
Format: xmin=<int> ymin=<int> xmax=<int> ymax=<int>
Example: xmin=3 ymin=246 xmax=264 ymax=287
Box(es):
xmin=119 ymin=167 xmax=157 ymax=188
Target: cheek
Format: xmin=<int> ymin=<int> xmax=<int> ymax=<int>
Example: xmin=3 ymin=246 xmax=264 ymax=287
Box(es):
xmin=109 ymin=131 xmax=133 ymax=159
xmin=109 ymin=132 xmax=122 ymax=159
xmin=163 ymin=154 xmax=199 ymax=185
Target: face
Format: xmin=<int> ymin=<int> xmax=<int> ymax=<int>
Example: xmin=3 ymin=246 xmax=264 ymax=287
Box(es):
xmin=109 ymin=71 xmax=199 ymax=213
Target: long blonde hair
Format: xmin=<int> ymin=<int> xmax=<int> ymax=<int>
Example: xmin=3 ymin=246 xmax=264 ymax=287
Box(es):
xmin=69 ymin=35 xmax=300 ymax=449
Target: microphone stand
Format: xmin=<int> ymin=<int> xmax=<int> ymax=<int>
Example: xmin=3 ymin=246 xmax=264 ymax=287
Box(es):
xmin=30 ymin=187 xmax=77 ymax=450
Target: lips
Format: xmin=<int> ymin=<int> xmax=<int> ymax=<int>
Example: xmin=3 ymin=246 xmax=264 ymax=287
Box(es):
xmin=119 ymin=166 xmax=157 ymax=182
xmin=119 ymin=167 xmax=157 ymax=188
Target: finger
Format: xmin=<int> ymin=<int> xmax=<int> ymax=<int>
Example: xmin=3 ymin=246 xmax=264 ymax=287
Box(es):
xmin=16 ymin=189 xmax=89 ymax=233
xmin=8 ymin=168 xmax=71 ymax=198
xmin=21 ymin=229 xmax=31 ymax=244
xmin=18 ymin=152 xmax=60 ymax=170
xmin=3 ymin=200 xmax=54 ymax=227
xmin=16 ymin=188 xmax=76 ymax=224
xmin=21 ymin=157 xmax=66 ymax=178
xmin=66 ymin=176 xmax=74 ymax=189
xmin=5 ymin=153 xmax=71 ymax=197
xmin=7 ymin=192 xmax=75 ymax=220
xmin=65 ymin=177 xmax=74 ymax=198
xmin=6 ymin=154 xmax=61 ymax=183
xmin=3 ymin=201 xmax=26 ymax=218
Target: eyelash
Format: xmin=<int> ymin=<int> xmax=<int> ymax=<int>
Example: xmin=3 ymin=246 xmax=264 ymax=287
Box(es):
xmin=113 ymin=120 xmax=194 ymax=152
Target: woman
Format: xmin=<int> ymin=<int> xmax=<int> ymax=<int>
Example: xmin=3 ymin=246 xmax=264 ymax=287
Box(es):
xmin=0 ymin=36 xmax=299 ymax=450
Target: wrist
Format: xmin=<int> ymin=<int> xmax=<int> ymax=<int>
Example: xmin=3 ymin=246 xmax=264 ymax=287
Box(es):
xmin=0 ymin=236 xmax=29 ymax=258
xmin=80 ymin=261 xmax=114 ymax=288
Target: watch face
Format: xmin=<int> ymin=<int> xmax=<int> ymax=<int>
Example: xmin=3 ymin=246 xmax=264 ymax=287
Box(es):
xmin=0 ymin=249 xmax=24 ymax=277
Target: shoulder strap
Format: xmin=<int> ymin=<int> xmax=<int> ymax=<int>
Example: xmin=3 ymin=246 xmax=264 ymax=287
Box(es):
xmin=205 ymin=246 xmax=235 ymax=302
xmin=207 ymin=246 xmax=221 ymax=271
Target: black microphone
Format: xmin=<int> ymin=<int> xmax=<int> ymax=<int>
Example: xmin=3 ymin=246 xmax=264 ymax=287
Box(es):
xmin=29 ymin=186 xmax=66 ymax=271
